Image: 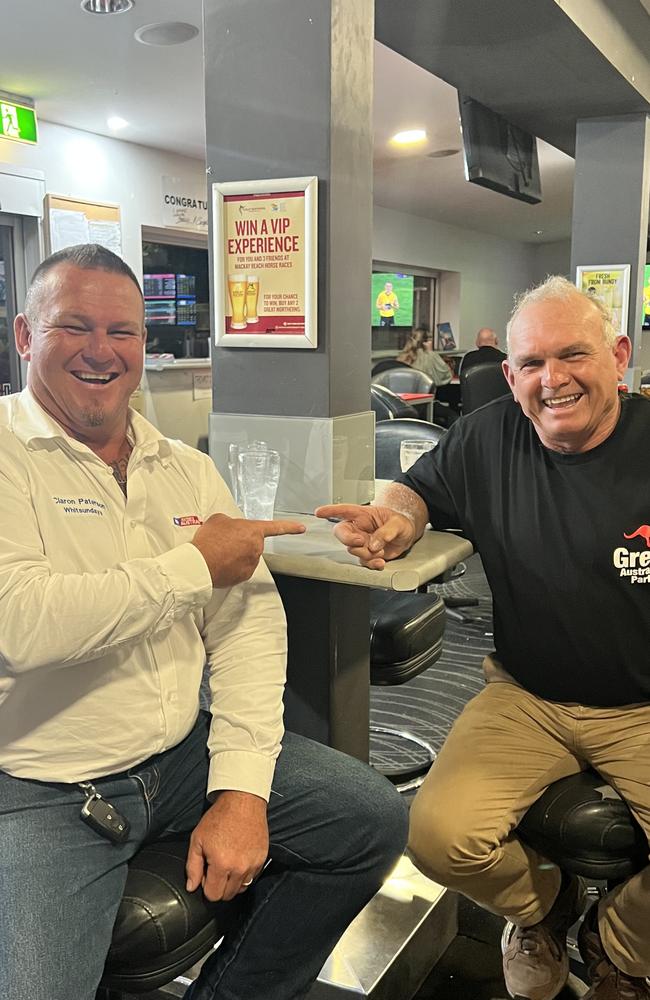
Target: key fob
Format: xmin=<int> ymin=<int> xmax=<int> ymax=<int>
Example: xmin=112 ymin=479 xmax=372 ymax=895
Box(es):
xmin=80 ymin=793 xmax=130 ymax=844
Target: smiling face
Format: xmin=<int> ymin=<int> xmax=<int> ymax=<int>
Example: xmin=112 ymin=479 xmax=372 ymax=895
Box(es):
xmin=503 ymin=294 xmax=631 ymax=453
xmin=15 ymin=263 xmax=145 ymax=447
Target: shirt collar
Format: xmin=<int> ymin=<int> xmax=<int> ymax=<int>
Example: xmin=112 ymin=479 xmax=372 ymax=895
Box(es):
xmin=11 ymin=387 xmax=172 ymax=462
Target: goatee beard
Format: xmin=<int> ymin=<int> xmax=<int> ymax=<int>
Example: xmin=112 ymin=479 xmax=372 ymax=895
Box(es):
xmin=81 ymin=407 xmax=105 ymax=428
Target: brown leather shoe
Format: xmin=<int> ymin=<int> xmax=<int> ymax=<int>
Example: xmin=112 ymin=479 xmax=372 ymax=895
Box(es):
xmin=502 ymin=876 xmax=584 ymax=1000
xmin=578 ymin=904 xmax=650 ymax=999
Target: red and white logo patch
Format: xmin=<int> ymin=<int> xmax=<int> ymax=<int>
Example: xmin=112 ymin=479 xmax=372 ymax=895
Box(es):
xmin=173 ymin=515 xmax=202 ymax=527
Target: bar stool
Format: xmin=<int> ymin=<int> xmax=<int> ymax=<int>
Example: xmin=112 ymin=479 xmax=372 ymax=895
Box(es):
xmin=501 ymin=770 xmax=646 ymax=963
xmin=96 ymin=836 xmax=241 ymax=999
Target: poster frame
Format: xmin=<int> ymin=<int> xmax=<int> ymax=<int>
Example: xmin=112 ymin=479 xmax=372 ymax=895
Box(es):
xmin=575 ymin=264 xmax=631 ymax=339
xmin=213 ymin=175 xmax=317 ymax=349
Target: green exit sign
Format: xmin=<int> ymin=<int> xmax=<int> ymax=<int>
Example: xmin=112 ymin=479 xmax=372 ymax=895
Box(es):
xmin=0 ymin=100 xmax=38 ymax=145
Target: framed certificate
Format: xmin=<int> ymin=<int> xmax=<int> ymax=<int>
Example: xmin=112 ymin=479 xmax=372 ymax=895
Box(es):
xmin=213 ymin=176 xmax=318 ymax=349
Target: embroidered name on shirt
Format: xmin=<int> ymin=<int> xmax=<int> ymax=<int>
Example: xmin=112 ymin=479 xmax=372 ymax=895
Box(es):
xmin=173 ymin=515 xmax=202 ymax=527
xmin=53 ymin=496 xmax=106 ymax=516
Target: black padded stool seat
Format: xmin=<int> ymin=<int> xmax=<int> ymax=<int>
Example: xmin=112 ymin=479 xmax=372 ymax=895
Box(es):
xmin=517 ymin=770 xmax=647 ymax=882
xmin=369 ymin=589 xmax=445 ymax=686
xmin=99 ymin=836 xmax=240 ymax=996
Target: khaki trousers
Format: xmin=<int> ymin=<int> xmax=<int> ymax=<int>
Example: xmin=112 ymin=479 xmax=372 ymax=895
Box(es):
xmin=408 ymin=661 xmax=650 ymax=977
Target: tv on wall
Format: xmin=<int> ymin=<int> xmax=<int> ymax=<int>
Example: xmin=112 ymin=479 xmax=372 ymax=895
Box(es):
xmin=458 ymin=94 xmax=542 ymax=205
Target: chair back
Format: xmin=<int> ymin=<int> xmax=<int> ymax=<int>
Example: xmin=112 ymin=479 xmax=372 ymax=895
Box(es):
xmin=371 ymin=384 xmax=418 ymax=421
xmin=460 ymin=361 xmax=509 ymax=414
xmin=373 ymin=368 xmax=433 ymax=394
xmin=375 ymin=417 xmax=446 ymax=479
xmin=371 ymin=358 xmax=411 ymax=376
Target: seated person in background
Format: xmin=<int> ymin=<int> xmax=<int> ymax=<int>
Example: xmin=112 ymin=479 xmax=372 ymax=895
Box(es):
xmin=397 ymin=326 xmax=452 ymax=387
xmin=459 ymin=326 xmax=507 ymax=374
xmin=0 ymin=243 xmax=407 ymax=1000
xmin=317 ymin=275 xmax=650 ymax=1000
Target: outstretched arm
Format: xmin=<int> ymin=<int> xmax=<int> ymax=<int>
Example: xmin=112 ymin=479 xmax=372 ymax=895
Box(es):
xmin=315 ymin=483 xmax=429 ymax=569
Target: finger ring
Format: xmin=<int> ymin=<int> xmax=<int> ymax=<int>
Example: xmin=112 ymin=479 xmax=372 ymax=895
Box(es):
xmin=242 ymin=878 xmax=253 ymax=886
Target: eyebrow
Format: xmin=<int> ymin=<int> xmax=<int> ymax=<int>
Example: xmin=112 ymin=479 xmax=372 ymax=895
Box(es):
xmin=50 ymin=312 xmax=142 ymax=331
xmin=513 ymin=340 xmax=595 ymax=367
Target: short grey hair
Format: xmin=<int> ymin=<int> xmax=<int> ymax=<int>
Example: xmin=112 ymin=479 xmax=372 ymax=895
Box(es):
xmin=506 ymin=274 xmax=617 ymax=352
xmin=24 ymin=243 xmax=142 ymax=323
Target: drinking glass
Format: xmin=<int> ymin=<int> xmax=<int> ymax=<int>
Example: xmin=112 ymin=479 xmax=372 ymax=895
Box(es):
xmin=237 ymin=448 xmax=281 ymax=520
xmin=228 ymin=441 xmax=269 ymax=506
xmin=399 ymin=439 xmax=436 ymax=472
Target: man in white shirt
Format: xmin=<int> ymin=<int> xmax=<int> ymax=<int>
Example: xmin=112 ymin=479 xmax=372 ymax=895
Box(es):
xmin=0 ymin=244 xmax=407 ymax=1000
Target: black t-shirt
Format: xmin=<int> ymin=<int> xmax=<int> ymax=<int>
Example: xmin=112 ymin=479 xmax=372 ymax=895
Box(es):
xmin=460 ymin=345 xmax=507 ymax=374
xmin=397 ymin=394 xmax=650 ymax=706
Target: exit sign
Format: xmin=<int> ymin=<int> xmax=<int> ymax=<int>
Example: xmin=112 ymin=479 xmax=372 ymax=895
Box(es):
xmin=0 ymin=100 xmax=38 ymax=145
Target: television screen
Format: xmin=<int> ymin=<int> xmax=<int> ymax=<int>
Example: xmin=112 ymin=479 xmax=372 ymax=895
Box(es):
xmin=643 ymin=264 xmax=650 ymax=330
xmin=176 ymin=273 xmax=196 ymax=296
xmin=143 ymin=273 xmax=176 ymax=297
xmin=176 ymin=296 xmax=197 ymax=326
xmin=145 ymin=299 xmax=176 ymax=325
xmin=372 ymin=272 xmax=414 ymax=327
xmin=458 ymin=94 xmax=542 ymax=205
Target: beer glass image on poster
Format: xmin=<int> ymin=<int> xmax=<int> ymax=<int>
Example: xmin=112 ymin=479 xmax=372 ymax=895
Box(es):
xmin=246 ymin=274 xmax=259 ymax=323
xmin=227 ymin=273 xmax=248 ymax=329
xmin=576 ymin=265 xmax=630 ymax=338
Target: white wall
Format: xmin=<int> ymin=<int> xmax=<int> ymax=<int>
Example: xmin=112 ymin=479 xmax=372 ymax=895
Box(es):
xmin=0 ymin=121 xmax=205 ymax=282
xmin=373 ymin=205 xmax=537 ymax=348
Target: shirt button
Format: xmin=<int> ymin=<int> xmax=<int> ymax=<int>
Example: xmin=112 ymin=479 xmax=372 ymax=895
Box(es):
xmin=130 ymin=519 xmax=137 ymax=529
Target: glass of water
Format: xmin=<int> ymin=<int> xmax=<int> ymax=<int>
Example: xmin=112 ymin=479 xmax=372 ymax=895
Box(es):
xmin=237 ymin=448 xmax=281 ymax=520
xmin=399 ymin=439 xmax=436 ymax=472
xmin=228 ymin=441 xmax=269 ymax=506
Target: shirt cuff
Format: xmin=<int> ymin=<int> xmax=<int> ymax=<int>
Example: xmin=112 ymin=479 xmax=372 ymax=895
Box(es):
xmin=207 ymin=750 xmax=279 ymax=803
xmin=156 ymin=542 xmax=213 ymax=618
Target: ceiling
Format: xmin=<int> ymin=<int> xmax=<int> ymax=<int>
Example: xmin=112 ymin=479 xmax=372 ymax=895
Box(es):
xmin=0 ymin=0 xmax=583 ymax=244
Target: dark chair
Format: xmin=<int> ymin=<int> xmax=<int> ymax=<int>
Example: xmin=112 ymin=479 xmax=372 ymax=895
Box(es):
xmin=373 ymin=368 xmax=434 ymax=395
xmin=371 ymin=383 xmax=419 ymax=421
xmin=501 ymin=770 xmax=646 ymax=961
xmin=460 ymin=361 xmax=510 ymax=414
xmin=371 ymin=358 xmax=411 ymax=376
xmin=97 ymin=836 xmax=240 ymax=998
xmin=375 ymin=417 xmax=446 ymax=480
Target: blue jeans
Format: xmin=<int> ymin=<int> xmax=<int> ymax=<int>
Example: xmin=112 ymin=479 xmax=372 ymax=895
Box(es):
xmin=0 ymin=714 xmax=407 ymax=1000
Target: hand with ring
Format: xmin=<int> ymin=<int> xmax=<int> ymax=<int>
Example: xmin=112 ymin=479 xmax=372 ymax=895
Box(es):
xmin=242 ymin=878 xmax=253 ymax=887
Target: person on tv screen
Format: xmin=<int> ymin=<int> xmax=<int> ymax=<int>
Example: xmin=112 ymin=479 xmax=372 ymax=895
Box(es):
xmin=318 ymin=275 xmax=650 ymax=1000
xmin=376 ymin=280 xmax=399 ymax=327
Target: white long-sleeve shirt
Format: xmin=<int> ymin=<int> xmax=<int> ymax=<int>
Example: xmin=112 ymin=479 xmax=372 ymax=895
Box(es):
xmin=0 ymin=389 xmax=287 ymax=800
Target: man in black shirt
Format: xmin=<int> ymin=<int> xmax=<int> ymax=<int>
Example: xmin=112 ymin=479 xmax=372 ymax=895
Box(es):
xmin=459 ymin=326 xmax=507 ymax=374
xmin=316 ymin=276 xmax=650 ymax=1000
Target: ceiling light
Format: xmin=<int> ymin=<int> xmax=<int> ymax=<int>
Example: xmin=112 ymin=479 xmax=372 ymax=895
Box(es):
xmin=534 ymin=230 xmax=544 ymax=236
xmin=390 ymin=129 xmax=427 ymax=146
xmin=81 ymin=0 xmax=135 ymax=13
xmin=134 ymin=21 xmax=199 ymax=46
xmin=107 ymin=116 xmax=128 ymax=130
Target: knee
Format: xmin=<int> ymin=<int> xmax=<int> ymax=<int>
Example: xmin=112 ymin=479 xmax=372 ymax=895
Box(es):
xmin=408 ymin=793 xmax=492 ymax=885
xmin=344 ymin=767 xmax=409 ymax=865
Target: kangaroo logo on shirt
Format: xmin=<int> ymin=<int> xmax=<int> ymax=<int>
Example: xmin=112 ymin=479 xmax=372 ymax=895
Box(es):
xmin=173 ymin=515 xmax=202 ymax=527
xmin=613 ymin=526 xmax=650 ymax=583
xmin=623 ymin=525 xmax=650 ymax=548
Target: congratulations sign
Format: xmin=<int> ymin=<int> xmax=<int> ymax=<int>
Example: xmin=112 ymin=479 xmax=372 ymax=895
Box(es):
xmin=213 ymin=177 xmax=317 ymax=349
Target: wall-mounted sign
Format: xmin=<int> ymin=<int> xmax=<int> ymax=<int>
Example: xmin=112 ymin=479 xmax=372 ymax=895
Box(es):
xmin=162 ymin=175 xmax=208 ymax=231
xmin=575 ymin=264 xmax=631 ymax=339
xmin=0 ymin=100 xmax=37 ymax=145
xmin=212 ymin=176 xmax=317 ymax=349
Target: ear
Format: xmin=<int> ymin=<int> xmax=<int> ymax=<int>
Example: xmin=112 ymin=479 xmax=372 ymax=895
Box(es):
xmin=613 ymin=336 xmax=631 ymax=379
xmin=14 ymin=314 xmax=32 ymax=361
xmin=502 ymin=359 xmax=517 ymax=400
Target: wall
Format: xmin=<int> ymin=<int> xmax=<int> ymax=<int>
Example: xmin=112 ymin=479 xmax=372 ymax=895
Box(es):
xmin=0 ymin=121 xmax=206 ymax=282
xmin=530 ymin=239 xmax=572 ymax=283
xmin=373 ymin=205 xmax=537 ymax=347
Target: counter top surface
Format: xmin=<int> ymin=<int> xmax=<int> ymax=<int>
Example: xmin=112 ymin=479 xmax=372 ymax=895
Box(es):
xmin=264 ymin=512 xmax=472 ymax=591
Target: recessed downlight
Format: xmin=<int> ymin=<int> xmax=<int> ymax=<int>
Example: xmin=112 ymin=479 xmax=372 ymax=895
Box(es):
xmin=107 ymin=116 xmax=128 ymax=130
xmin=390 ymin=129 xmax=427 ymax=146
xmin=81 ymin=0 xmax=134 ymax=13
xmin=134 ymin=21 xmax=199 ymax=46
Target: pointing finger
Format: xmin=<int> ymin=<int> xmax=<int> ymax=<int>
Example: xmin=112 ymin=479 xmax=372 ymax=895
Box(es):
xmin=314 ymin=504 xmax=368 ymax=521
xmin=260 ymin=520 xmax=306 ymax=537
